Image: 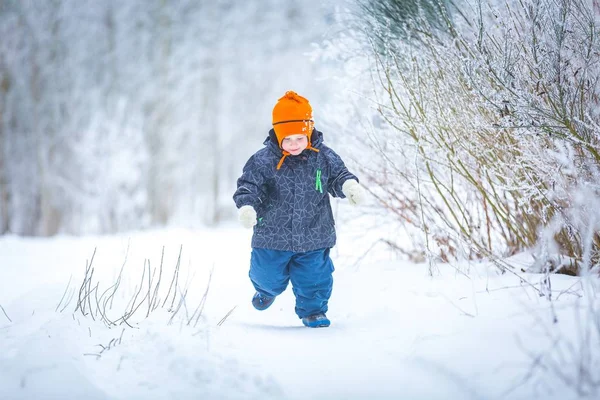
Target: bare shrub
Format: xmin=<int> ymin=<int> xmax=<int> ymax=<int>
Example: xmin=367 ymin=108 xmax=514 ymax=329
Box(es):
xmin=57 ymin=245 xmax=210 ymax=329
xmin=344 ymin=0 xmax=600 ymax=269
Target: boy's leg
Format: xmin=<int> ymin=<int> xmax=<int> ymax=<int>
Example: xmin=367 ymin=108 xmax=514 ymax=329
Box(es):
xmin=249 ymin=248 xmax=294 ymax=297
xmin=289 ymin=248 xmax=334 ymax=319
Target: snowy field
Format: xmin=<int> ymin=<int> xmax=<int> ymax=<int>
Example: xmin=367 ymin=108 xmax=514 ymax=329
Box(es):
xmin=0 ymin=227 xmax=596 ymax=400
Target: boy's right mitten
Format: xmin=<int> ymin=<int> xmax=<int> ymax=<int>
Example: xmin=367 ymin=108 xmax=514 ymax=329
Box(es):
xmin=342 ymin=179 xmax=365 ymax=206
xmin=238 ymin=205 xmax=257 ymax=228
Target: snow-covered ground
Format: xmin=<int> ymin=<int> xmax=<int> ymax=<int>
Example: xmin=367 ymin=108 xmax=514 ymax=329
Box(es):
xmin=0 ymin=227 xmax=596 ymax=399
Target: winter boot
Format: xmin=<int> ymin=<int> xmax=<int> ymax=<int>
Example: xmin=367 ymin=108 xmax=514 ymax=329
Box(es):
xmin=302 ymin=313 xmax=330 ymax=328
xmin=252 ymin=292 xmax=275 ymax=311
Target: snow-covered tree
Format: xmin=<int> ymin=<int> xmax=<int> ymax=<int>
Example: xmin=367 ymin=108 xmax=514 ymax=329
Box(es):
xmin=325 ymin=0 xmax=600 ymax=270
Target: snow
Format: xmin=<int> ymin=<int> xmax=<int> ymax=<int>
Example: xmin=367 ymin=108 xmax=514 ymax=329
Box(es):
xmin=0 ymin=227 xmax=596 ymax=399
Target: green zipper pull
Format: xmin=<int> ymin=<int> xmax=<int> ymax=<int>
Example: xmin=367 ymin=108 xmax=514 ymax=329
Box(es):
xmin=315 ymin=169 xmax=323 ymax=193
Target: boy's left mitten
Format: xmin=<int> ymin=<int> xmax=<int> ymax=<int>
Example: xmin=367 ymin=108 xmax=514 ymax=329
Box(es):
xmin=342 ymin=180 xmax=365 ymax=206
xmin=238 ymin=205 xmax=257 ymax=228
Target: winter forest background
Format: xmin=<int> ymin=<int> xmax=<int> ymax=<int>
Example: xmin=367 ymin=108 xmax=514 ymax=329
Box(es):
xmin=0 ymin=0 xmax=347 ymax=236
xmin=1 ymin=0 xmax=600 ymax=270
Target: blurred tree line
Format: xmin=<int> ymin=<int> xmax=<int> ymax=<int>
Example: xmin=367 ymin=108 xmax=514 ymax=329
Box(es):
xmin=0 ymin=0 xmax=337 ymax=235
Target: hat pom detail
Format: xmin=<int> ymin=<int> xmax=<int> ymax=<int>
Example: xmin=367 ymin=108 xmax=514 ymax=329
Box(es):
xmin=279 ymin=91 xmax=308 ymax=104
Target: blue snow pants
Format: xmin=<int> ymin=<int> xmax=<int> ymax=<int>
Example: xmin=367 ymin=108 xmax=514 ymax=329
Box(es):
xmin=249 ymin=247 xmax=334 ymax=319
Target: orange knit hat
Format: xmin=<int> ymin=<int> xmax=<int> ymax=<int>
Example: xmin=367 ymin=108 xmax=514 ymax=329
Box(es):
xmin=272 ymin=91 xmax=314 ymax=148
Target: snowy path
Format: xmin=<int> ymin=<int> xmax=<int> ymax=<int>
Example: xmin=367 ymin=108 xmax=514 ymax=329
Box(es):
xmin=206 ymin=256 xmax=535 ymax=400
xmin=0 ymin=229 xmax=586 ymax=399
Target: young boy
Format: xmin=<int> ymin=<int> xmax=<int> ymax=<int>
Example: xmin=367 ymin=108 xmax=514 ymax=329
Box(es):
xmin=233 ymin=90 xmax=364 ymax=328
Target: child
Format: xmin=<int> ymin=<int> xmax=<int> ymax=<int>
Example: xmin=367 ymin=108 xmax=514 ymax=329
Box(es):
xmin=233 ymin=90 xmax=364 ymax=328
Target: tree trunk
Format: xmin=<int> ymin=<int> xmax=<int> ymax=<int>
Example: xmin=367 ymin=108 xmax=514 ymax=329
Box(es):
xmin=36 ymin=2 xmax=62 ymax=236
xmin=147 ymin=0 xmax=173 ymax=226
xmin=202 ymin=3 xmax=222 ymax=226
xmin=0 ymin=69 xmax=8 ymax=234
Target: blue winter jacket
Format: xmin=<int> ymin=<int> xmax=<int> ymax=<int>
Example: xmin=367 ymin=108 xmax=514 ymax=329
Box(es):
xmin=233 ymin=129 xmax=358 ymax=252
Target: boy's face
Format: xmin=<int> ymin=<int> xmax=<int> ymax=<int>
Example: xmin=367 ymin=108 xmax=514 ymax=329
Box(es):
xmin=281 ymin=134 xmax=308 ymax=156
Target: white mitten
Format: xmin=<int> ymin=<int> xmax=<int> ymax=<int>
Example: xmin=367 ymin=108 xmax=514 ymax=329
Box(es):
xmin=238 ymin=205 xmax=257 ymax=228
xmin=342 ymin=180 xmax=365 ymax=206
